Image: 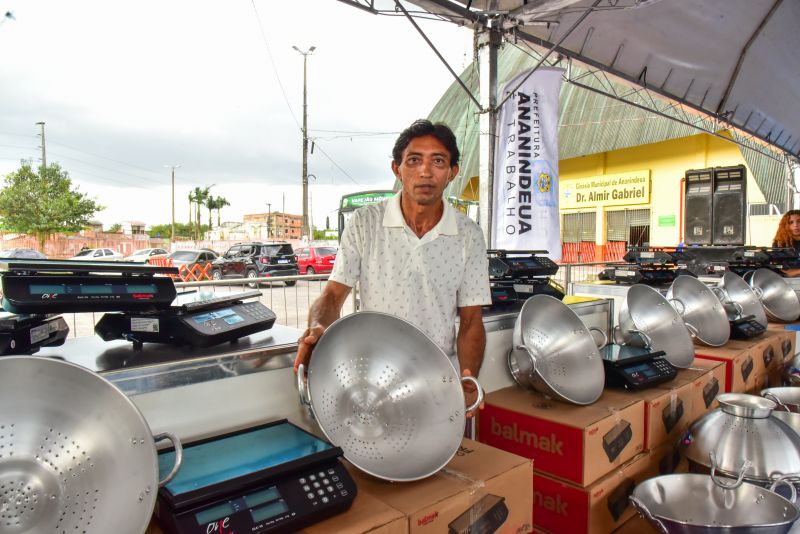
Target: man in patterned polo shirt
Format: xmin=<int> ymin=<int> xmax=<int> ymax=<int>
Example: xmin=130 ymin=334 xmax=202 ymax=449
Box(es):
xmin=294 ymin=119 xmax=491 ymax=409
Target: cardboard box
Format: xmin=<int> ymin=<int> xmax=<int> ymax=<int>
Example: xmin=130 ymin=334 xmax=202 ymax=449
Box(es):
xmin=647 ymin=440 xmax=688 ymax=477
xmin=695 ymin=345 xmax=757 ymax=393
xmin=657 ymin=367 xmax=713 ymax=427
xmin=532 ymin=452 xmax=652 ymax=534
xmin=615 ymin=380 xmax=693 ymax=451
xmin=478 ymin=387 xmax=645 ymax=486
xmin=300 ymin=492 xmax=407 ymax=534
xmin=691 ymin=358 xmax=727 ymax=404
xmin=613 ymin=513 xmax=659 ymax=534
xmin=769 ymin=365 xmax=786 ymax=388
xmin=346 ymin=439 xmax=533 ymax=534
xmin=777 ymin=330 xmax=796 ymax=362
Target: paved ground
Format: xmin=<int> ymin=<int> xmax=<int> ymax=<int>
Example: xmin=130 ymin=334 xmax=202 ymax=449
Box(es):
xmin=62 ymin=279 xmax=356 ymax=338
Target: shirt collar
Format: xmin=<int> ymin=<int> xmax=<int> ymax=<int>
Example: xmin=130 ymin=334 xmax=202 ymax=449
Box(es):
xmin=383 ymin=192 xmax=458 ymax=235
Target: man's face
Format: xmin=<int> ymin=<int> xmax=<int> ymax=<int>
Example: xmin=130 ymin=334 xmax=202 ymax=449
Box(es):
xmin=391 ymin=135 xmax=458 ymax=208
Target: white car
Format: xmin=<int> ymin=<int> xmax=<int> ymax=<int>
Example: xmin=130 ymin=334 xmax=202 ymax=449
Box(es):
xmin=68 ymin=248 xmax=125 ymax=261
xmin=123 ymin=248 xmax=169 ymax=263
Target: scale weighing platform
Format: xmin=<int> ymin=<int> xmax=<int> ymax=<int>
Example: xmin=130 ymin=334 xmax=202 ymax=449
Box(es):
xmin=729 ymin=314 xmax=767 ymax=340
xmin=602 ymin=344 xmax=677 ymax=390
xmin=155 ymin=419 xmax=357 ymax=534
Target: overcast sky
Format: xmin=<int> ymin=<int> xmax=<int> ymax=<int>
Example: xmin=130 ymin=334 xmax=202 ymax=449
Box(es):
xmin=0 ymin=0 xmax=473 ymax=231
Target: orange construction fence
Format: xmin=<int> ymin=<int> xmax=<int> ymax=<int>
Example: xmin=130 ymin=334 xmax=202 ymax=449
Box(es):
xmin=148 ymin=257 xmax=214 ymax=282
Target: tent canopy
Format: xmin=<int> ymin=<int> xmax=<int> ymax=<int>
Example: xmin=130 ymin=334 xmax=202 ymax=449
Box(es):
xmin=404 ymin=0 xmax=800 ymax=159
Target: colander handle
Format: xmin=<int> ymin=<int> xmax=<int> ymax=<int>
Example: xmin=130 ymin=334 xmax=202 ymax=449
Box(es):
xmin=769 ymin=474 xmax=799 ymax=503
xmin=711 ymin=286 xmax=727 ymax=302
xmin=154 ymin=432 xmax=183 ymax=487
xmin=297 ymin=363 xmax=311 ymax=407
xmin=763 ymin=391 xmax=789 ymax=412
xmin=668 ymin=297 xmax=686 ymax=315
xmin=629 ymin=329 xmax=653 ymax=350
xmin=684 ymin=322 xmax=699 ymax=339
xmin=709 ymin=450 xmax=751 ymax=490
xmin=629 ymin=496 xmax=669 ymax=534
xmin=461 ymin=375 xmax=484 ymax=415
xmin=588 ymin=326 xmax=608 ymax=349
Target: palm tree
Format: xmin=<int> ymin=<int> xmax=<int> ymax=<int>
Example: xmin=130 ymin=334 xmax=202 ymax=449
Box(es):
xmin=193 ymin=186 xmax=212 ymax=239
xmin=214 ymin=196 xmax=230 ymax=227
xmin=188 ymin=191 xmax=195 ymax=229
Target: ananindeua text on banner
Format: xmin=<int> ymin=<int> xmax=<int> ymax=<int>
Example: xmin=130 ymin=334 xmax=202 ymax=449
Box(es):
xmin=492 ymin=67 xmax=563 ymax=260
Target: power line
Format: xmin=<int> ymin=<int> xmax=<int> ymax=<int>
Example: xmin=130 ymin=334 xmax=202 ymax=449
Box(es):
xmin=311 ymin=141 xmax=360 ymax=185
xmin=46 ymin=151 xmax=165 ymax=185
xmin=47 ymin=139 xmax=164 ymax=177
xmin=250 ymin=0 xmax=301 ymax=132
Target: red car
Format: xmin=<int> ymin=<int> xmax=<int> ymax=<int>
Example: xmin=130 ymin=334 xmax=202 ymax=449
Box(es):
xmin=296 ymin=246 xmax=337 ymax=275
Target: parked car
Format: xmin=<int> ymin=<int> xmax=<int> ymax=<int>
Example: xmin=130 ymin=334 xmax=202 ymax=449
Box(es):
xmin=296 ymin=246 xmax=337 ymax=275
xmin=123 ymin=248 xmax=169 ymax=263
xmin=0 ymin=248 xmax=47 ymax=259
xmin=169 ymin=249 xmax=218 ymax=270
xmin=68 ymin=248 xmax=124 ymax=261
xmin=212 ymin=242 xmax=298 ymax=286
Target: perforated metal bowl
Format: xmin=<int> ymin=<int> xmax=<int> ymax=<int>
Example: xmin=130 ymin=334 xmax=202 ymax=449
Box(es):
xmin=0 ymin=356 xmax=181 ymax=534
xmin=746 ymin=268 xmax=800 ymax=323
xmin=297 ymin=312 xmax=482 ymax=482
xmin=507 ymin=295 xmax=605 ymax=405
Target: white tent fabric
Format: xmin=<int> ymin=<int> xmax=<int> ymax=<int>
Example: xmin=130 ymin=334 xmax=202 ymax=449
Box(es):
xmin=404 ymin=0 xmax=800 ymax=159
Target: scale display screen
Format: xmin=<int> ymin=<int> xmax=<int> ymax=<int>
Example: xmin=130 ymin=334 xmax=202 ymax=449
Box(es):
xmin=623 ymin=363 xmax=657 ymax=378
xmin=28 ymin=283 xmax=157 ymax=295
xmin=191 ymin=308 xmax=237 ymax=324
xmin=158 ymin=424 xmax=332 ymax=497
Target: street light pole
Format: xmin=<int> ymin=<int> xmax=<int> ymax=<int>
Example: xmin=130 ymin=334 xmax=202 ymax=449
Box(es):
xmin=293 ymin=45 xmax=315 ymax=241
xmin=164 ymin=164 xmax=182 ymax=246
xmin=35 ymin=121 xmax=46 ymax=174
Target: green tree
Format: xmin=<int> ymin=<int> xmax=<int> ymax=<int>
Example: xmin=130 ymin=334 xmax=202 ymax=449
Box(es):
xmin=148 ymin=222 xmax=206 ymax=239
xmin=107 ymin=223 xmax=122 ymax=233
xmin=0 ymin=162 xmax=103 ymax=249
xmin=191 ymin=186 xmax=212 ymax=239
xmin=206 ymin=195 xmax=230 ymax=228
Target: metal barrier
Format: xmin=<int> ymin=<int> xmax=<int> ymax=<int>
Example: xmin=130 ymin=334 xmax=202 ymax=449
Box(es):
xmin=60 ymin=274 xmax=357 ymax=339
xmin=58 ymin=263 xmax=617 ymax=339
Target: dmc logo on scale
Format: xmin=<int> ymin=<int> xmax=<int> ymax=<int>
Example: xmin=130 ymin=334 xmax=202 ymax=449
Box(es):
xmin=490 ymin=417 xmax=564 ymax=455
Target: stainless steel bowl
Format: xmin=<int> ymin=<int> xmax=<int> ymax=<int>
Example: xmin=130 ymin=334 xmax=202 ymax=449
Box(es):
xmin=667 ymin=275 xmax=730 ymax=346
xmin=618 ymin=284 xmax=696 ymax=368
xmin=631 ymin=473 xmax=799 ymax=533
xmin=762 ymin=387 xmax=800 ymax=413
xmin=715 ymin=272 xmax=768 ymax=328
xmin=297 ymin=311 xmax=483 ymax=482
xmin=747 ymin=268 xmax=800 ymax=323
xmin=507 ymin=294 xmax=605 ymax=405
xmin=0 ymin=356 xmax=182 ymax=534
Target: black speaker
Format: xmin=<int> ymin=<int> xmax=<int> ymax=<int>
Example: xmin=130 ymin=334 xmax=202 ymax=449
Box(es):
xmin=684 ymin=168 xmax=713 ymax=245
xmin=712 ymin=165 xmax=747 ymax=246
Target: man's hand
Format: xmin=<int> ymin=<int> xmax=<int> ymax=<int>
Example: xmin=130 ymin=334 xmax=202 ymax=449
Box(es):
xmin=461 ymin=368 xmax=484 ymax=418
xmin=294 ymin=325 xmax=326 ymax=373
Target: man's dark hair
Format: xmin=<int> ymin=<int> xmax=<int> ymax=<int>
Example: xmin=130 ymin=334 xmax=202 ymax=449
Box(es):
xmin=392 ymin=119 xmax=460 ymax=166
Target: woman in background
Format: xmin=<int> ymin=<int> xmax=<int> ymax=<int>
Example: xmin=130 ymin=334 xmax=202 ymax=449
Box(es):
xmin=773 ymin=210 xmax=800 ymax=252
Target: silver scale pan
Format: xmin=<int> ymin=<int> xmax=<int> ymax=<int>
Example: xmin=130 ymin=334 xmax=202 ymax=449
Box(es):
xmin=745 ymin=268 xmax=800 ymax=323
xmin=507 ymin=295 xmax=605 ymax=405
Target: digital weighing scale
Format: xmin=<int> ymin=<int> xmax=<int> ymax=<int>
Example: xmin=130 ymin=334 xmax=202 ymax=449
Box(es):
xmin=602 ymin=344 xmax=677 ymax=390
xmin=729 ymin=314 xmax=766 ymax=340
xmin=0 ymin=312 xmax=69 ymax=354
xmin=155 ymin=419 xmax=357 ymax=534
xmin=95 ymin=290 xmax=276 ymax=348
xmin=0 ymin=259 xmax=178 ymax=313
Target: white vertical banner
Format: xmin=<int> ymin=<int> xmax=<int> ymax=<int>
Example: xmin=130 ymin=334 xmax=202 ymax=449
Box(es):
xmin=492 ymin=67 xmax=563 ymax=260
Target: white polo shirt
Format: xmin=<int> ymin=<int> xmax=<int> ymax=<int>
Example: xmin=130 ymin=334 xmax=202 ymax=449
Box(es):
xmin=330 ymin=193 xmax=491 ymax=358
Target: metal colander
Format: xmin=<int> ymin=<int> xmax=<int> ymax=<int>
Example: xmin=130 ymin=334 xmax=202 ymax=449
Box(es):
xmin=297 ymin=312 xmax=482 ymax=482
xmin=0 ymin=357 xmax=181 ymax=534
xmin=507 ymin=295 xmax=605 ymax=405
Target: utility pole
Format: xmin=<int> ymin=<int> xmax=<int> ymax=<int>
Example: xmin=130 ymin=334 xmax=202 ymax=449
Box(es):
xmin=35 ymin=122 xmax=46 ymax=174
xmin=293 ymin=45 xmax=315 ymax=241
xmin=164 ymin=165 xmax=181 ymax=246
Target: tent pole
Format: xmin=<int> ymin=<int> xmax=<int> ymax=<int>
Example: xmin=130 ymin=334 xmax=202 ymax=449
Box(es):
xmin=478 ymin=18 xmax=501 ymax=247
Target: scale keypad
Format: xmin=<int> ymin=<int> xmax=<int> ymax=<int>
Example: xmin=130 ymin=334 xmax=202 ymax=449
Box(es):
xmin=303 ymin=466 xmax=350 ymax=506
